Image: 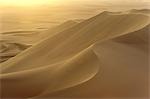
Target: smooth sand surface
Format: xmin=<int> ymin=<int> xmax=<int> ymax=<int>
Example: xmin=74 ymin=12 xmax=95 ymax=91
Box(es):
xmin=0 ymin=9 xmax=150 ymax=99
xmin=0 ymin=20 xmax=78 ymax=63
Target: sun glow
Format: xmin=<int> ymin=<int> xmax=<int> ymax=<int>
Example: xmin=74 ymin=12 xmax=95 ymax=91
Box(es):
xmin=0 ymin=0 xmax=62 ymax=6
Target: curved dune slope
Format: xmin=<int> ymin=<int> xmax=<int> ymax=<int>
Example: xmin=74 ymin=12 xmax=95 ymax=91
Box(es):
xmin=1 ymin=13 xmax=149 ymax=71
xmin=0 ymin=41 xmax=31 ymax=63
xmin=0 ymin=10 xmax=150 ymax=98
xmin=1 ymin=46 xmax=99 ymax=98
xmin=42 ymin=31 xmax=148 ymax=98
xmin=34 ymin=22 xmax=149 ymax=98
xmin=113 ymin=24 xmax=149 ymax=51
xmin=39 ymin=20 xmax=78 ymax=38
xmin=0 ymin=21 xmax=78 ymax=63
xmin=130 ymin=9 xmax=150 ymax=15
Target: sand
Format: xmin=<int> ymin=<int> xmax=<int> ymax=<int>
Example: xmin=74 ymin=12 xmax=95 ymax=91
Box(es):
xmin=0 ymin=9 xmax=150 ymax=99
xmin=0 ymin=20 xmax=78 ymax=63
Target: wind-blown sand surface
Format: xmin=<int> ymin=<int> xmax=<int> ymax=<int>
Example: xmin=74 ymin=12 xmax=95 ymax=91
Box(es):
xmin=0 ymin=20 xmax=78 ymax=62
xmin=0 ymin=9 xmax=150 ymax=98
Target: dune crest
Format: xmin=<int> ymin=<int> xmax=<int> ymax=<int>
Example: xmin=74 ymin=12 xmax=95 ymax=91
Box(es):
xmin=1 ymin=46 xmax=100 ymax=98
xmin=1 ymin=13 xmax=149 ymax=72
xmin=0 ymin=20 xmax=78 ymax=63
xmin=0 ymin=9 xmax=150 ymax=98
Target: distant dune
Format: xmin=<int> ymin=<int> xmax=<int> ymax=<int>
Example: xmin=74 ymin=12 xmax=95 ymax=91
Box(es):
xmin=0 ymin=9 xmax=150 ymax=99
xmin=0 ymin=20 xmax=78 ymax=63
xmin=130 ymin=9 xmax=150 ymax=15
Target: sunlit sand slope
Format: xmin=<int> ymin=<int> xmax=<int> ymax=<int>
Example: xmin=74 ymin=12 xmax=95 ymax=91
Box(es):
xmin=0 ymin=20 xmax=78 ymax=63
xmin=0 ymin=9 xmax=150 ymax=98
xmin=40 ymin=25 xmax=149 ymax=98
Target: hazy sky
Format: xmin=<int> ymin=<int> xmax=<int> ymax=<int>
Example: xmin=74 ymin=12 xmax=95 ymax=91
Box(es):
xmin=0 ymin=0 xmax=149 ymax=6
xmin=0 ymin=0 xmax=149 ymax=33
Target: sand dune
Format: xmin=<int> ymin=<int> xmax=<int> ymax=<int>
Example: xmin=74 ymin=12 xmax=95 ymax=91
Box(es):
xmin=1 ymin=46 xmax=100 ymax=98
xmin=1 ymin=12 xmax=149 ymax=71
xmin=0 ymin=20 xmax=78 ymax=63
xmin=31 ymin=19 xmax=150 ymax=99
xmin=0 ymin=9 xmax=150 ymax=98
xmin=1 ymin=20 xmax=78 ymax=45
xmin=130 ymin=9 xmax=150 ymax=15
xmin=113 ymin=24 xmax=149 ymax=51
xmin=37 ymin=35 xmax=148 ymax=98
xmin=40 ymin=20 xmax=78 ymax=38
xmin=0 ymin=41 xmax=31 ymax=63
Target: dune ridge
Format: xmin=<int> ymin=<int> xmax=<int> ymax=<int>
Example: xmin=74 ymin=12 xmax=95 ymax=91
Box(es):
xmin=1 ymin=13 xmax=149 ymax=71
xmin=0 ymin=41 xmax=31 ymax=63
xmin=0 ymin=20 xmax=78 ymax=63
xmin=1 ymin=45 xmax=100 ymax=98
xmin=35 ymin=21 xmax=149 ymax=98
xmin=0 ymin=9 xmax=150 ymax=98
